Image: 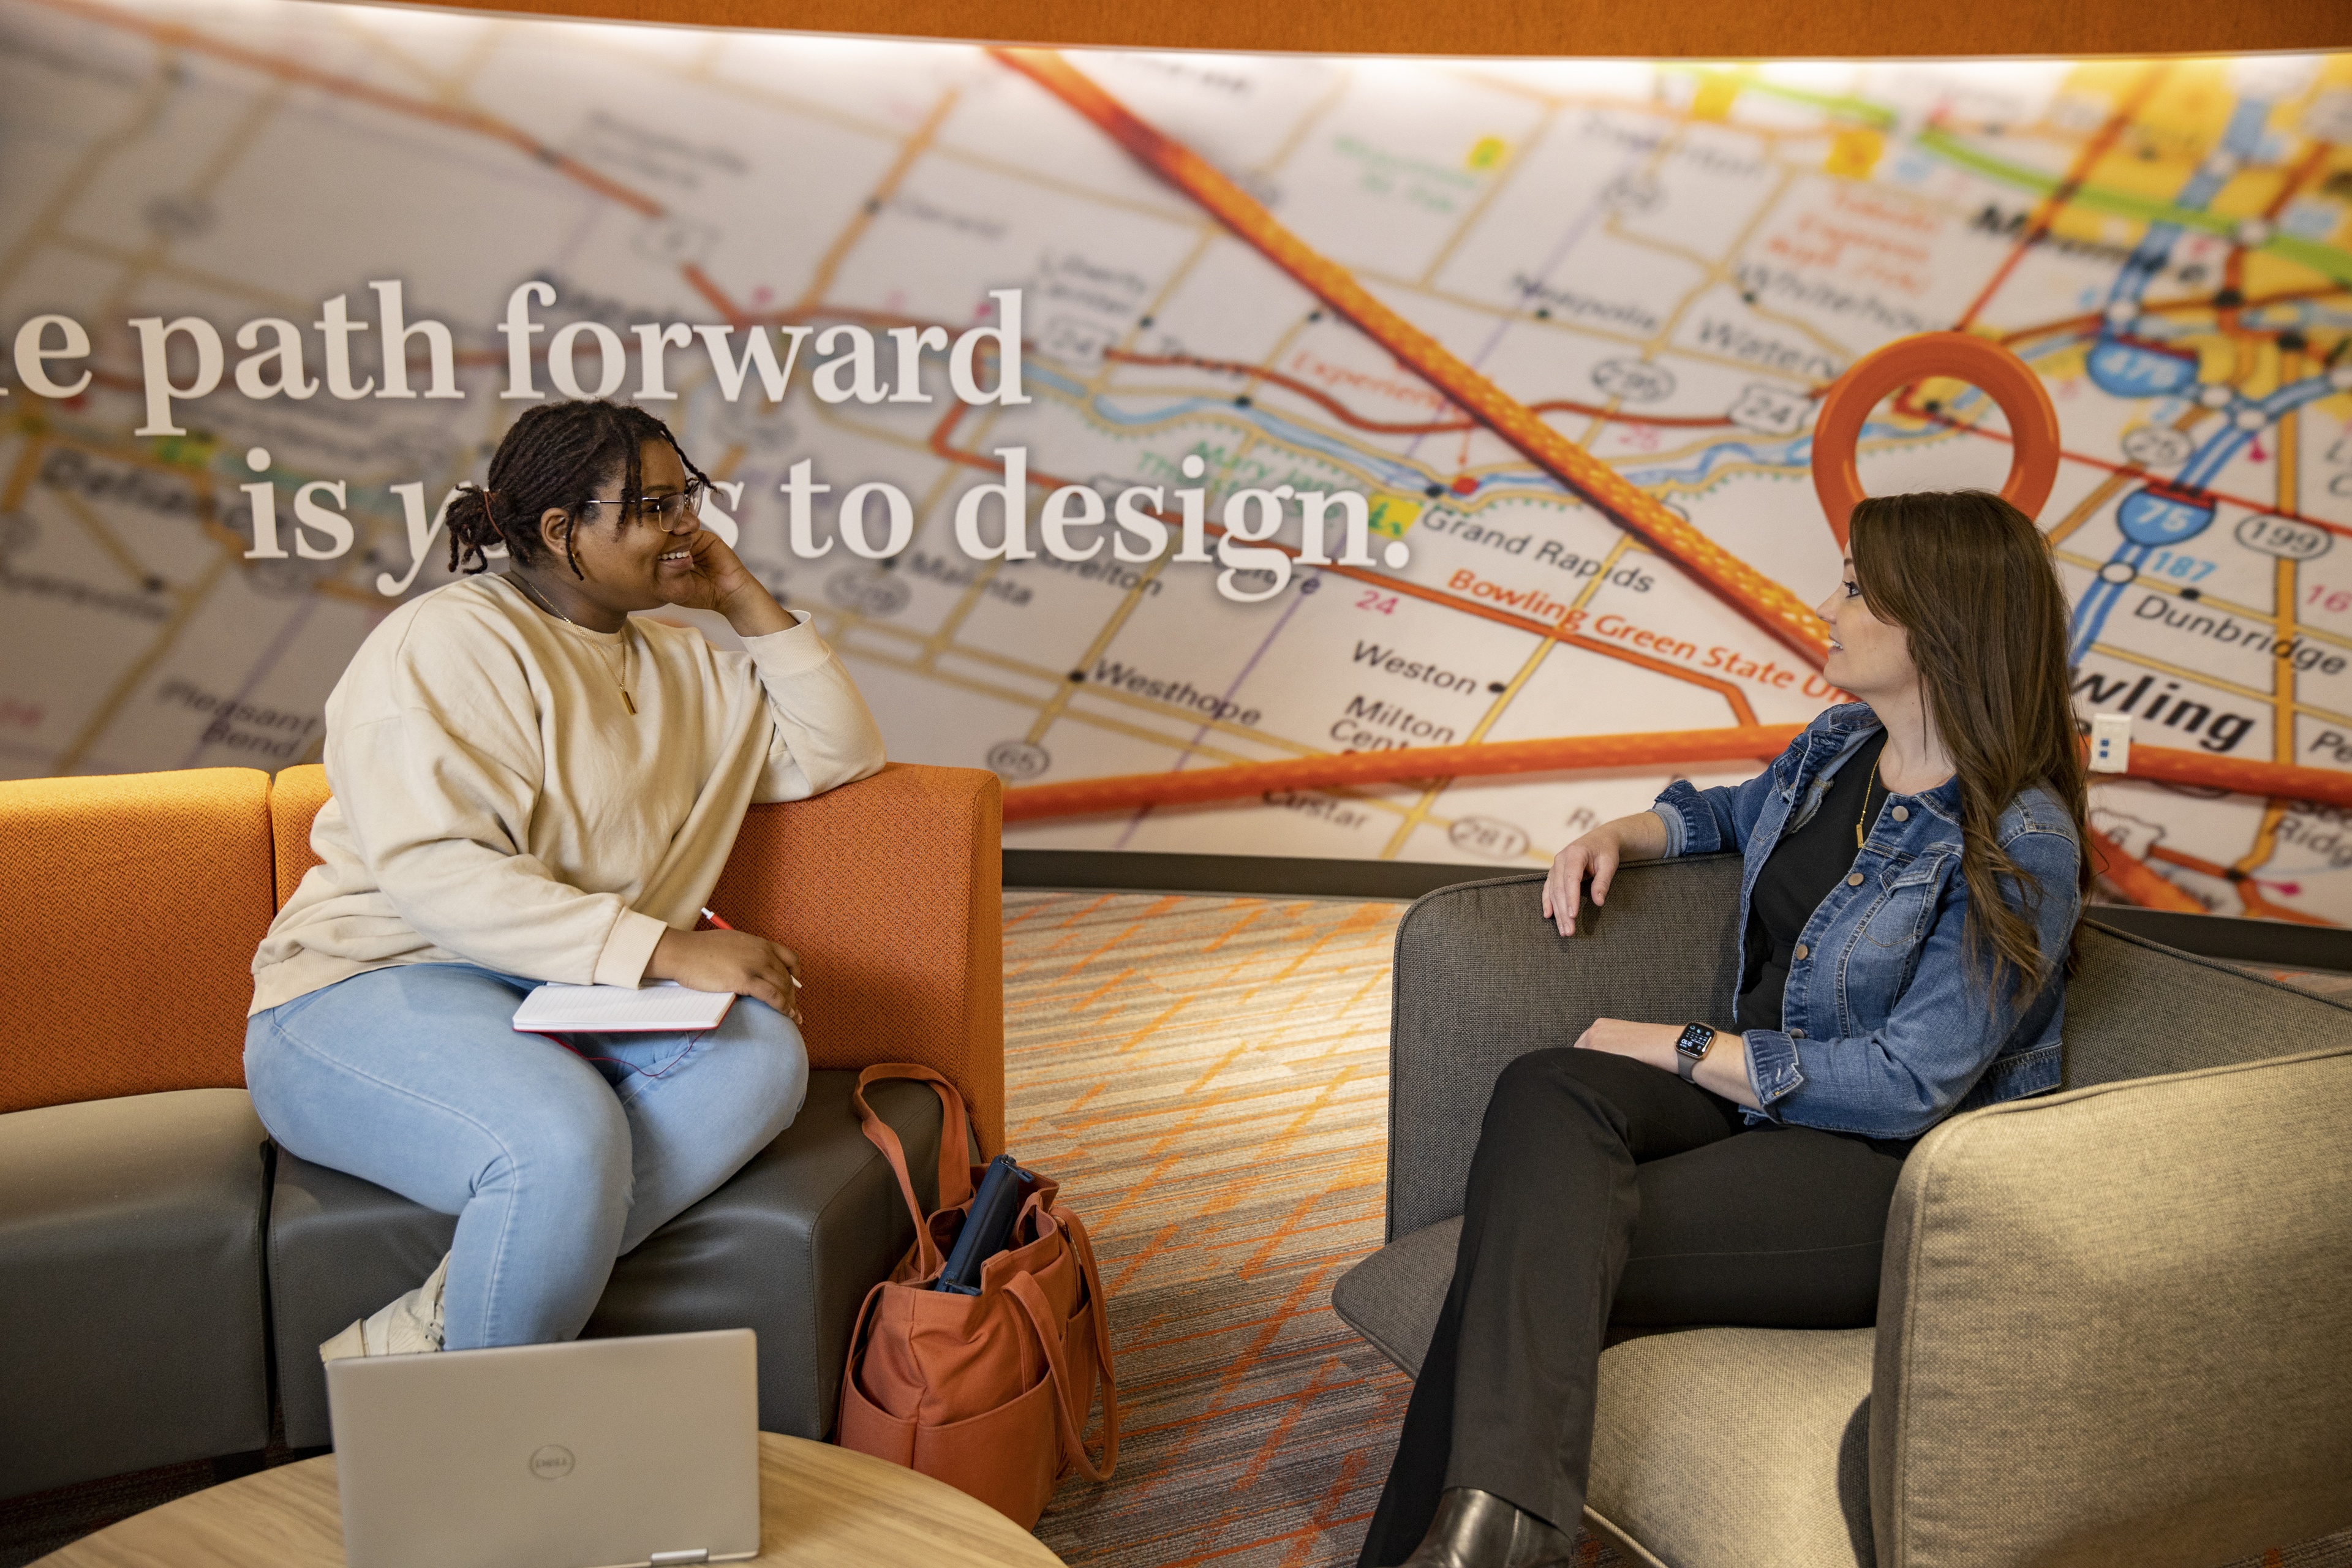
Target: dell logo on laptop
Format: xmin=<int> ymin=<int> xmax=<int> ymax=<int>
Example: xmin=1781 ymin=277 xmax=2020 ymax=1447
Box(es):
xmin=529 ymin=1444 xmax=576 ymax=1480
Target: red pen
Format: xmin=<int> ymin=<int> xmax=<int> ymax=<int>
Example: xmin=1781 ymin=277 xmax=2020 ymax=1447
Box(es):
xmin=702 ymin=906 xmax=801 ymax=990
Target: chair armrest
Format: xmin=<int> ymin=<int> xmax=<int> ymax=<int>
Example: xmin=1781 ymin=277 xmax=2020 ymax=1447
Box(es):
xmin=712 ymin=763 xmax=1005 ymax=1155
xmin=1870 ymin=1043 xmax=2352 ymax=1568
xmin=1385 ymin=858 xmax=1744 ymax=1240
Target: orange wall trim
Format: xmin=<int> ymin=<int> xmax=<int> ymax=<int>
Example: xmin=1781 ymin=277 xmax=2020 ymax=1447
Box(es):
xmin=356 ymin=0 xmax=2348 ymax=61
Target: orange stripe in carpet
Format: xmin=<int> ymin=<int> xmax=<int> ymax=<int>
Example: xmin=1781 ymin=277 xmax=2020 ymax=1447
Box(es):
xmin=1010 ymin=892 xmax=1632 ymax=1564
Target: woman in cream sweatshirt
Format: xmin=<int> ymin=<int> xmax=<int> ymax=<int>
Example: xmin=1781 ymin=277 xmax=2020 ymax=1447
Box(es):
xmin=246 ymin=400 xmax=886 ymax=1356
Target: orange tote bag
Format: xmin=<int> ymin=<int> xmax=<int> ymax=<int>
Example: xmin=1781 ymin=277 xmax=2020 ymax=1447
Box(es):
xmin=836 ymin=1064 xmax=1118 ymax=1528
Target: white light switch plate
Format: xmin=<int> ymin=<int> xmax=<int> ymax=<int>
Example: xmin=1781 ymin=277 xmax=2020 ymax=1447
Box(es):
xmin=2089 ymin=713 xmax=2132 ymax=772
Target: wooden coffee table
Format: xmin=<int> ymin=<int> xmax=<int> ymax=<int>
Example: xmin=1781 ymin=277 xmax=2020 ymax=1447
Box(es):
xmin=34 ymin=1432 xmax=1065 ymax=1567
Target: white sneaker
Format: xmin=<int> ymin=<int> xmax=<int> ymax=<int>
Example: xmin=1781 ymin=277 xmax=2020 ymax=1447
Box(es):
xmin=320 ymin=1253 xmax=450 ymax=1363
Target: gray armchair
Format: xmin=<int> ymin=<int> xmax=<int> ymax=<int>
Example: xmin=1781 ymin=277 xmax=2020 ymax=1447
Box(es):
xmin=1332 ymin=859 xmax=2352 ymax=1568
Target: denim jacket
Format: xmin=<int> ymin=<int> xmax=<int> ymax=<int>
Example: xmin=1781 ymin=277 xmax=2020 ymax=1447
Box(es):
xmin=1652 ymin=703 xmax=2081 ymax=1140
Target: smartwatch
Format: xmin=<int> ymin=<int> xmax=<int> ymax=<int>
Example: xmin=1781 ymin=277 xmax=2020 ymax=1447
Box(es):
xmin=1674 ymin=1022 xmax=1716 ymax=1082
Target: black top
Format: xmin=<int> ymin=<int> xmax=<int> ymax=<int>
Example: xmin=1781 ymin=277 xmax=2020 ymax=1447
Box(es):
xmin=1735 ymin=729 xmax=1889 ymax=1034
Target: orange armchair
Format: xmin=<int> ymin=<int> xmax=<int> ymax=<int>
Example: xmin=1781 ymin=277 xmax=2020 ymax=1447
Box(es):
xmin=1 ymin=760 xmax=1004 ymax=1496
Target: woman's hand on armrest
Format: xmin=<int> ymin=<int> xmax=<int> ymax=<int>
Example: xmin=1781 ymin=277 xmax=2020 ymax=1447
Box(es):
xmin=647 ymin=927 xmax=803 ymax=1022
xmin=1541 ymin=810 xmax=1668 ymax=937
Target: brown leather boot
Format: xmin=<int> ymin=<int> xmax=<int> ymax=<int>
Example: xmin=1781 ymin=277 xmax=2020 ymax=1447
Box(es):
xmin=1398 ymin=1487 xmax=1578 ymax=1568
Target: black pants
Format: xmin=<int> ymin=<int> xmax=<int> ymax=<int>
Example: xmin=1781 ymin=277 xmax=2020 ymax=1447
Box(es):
xmin=1357 ymin=1049 xmax=1913 ymax=1566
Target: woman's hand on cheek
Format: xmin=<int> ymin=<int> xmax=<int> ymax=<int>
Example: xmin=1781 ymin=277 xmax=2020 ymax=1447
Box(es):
xmin=1572 ymin=1017 xmax=1682 ymax=1072
xmin=652 ymin=527 xmax=744 ymax=612
xmin=660 ymin=529 xmax=792 ymax=637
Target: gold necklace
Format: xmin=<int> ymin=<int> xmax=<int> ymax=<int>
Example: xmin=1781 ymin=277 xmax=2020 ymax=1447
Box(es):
xmin=506 ymin=574 xmax=638 ymax=715
xmin=1855 ymin=756 xmax=1882 ymax=848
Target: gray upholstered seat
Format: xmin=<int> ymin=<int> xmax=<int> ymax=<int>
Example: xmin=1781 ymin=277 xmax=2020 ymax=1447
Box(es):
xmin=0 ymin=1090 xmax=272 ymax=1498
xmin=1333 ymin=1226 xmax=1879 ymax=1567
xmin=268 ymin=1070 xmax=943 ymax=1448
xmin=1333 ymin=863 xmax=2352 ymax=1568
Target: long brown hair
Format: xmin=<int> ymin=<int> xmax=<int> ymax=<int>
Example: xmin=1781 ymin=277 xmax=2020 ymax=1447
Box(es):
xmin=1848 ymin=490 xmax=2090 ymax=999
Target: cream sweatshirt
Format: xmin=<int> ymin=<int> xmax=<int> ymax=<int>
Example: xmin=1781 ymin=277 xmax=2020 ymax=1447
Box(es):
xmin=250 ymin=573 xmax=886 ymax=1014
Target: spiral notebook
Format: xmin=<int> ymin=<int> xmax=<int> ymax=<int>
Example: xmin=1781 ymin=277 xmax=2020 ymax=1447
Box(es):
xmin=511 ymin=981 xmax=734 ymax=1034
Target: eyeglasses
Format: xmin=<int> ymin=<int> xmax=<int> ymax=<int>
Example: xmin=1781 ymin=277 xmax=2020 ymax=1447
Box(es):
xmin=577 ymin=480 xmax=704 ymax=525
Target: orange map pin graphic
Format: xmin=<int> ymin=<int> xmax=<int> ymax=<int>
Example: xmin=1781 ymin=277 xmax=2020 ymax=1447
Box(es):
xmin=1811 ymin=331 xmax=2062 ymax=546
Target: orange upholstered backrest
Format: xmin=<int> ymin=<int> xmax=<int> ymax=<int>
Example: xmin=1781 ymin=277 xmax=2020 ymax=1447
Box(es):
xmin=266 ymin=761 xmax=1008 ymax=1153
xmin=712 ymin=764 xmax=1006 ymax=1153
xmin=0 ymin=769 xmax=277 ymax=1114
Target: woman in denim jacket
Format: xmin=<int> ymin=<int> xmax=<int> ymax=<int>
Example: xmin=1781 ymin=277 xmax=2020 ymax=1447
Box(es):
xmin=1363 ymin=491 xmax=2091 ymax=1568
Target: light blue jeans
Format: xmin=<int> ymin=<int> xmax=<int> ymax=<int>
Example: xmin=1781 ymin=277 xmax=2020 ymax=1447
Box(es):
xmin=244 ymin=963 xmax=807 ymax=1349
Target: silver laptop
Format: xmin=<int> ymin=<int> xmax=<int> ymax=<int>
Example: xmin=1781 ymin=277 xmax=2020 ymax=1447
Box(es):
xmin=325 ymin=1328 xmax=761 ymax=1568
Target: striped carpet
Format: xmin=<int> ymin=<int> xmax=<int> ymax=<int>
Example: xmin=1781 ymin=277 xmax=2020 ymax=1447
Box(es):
xmin=1007 ymin=891 xmax=2352 ymax=1568
xmin=1006 ymin=891 xmax=1423 ymax=1568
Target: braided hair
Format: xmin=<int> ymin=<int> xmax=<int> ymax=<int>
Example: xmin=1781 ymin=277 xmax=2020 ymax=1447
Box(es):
xmin=445 ymin=401 xmax=712 ymax=578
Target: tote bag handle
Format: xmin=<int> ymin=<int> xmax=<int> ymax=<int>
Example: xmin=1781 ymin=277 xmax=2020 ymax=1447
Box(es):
xmin=852 ymin=1063 xmax=978 ymax=1278
xmin=1006 ymin=1208 xmax=1120 ymax=1482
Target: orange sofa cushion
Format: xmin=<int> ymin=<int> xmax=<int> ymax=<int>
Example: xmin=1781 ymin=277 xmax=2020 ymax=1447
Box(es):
xmin=0 ymin=769 xmax=276 ymax=1115
xmin=268 ymin=762 xmax=1007 ymax=1153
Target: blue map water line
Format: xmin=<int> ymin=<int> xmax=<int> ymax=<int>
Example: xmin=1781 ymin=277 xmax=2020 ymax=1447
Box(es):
xmin=1044 ymin=362 xmax=1966 ymax=511
xmin=1135 ymin=309 xmax=2269 ymax=505
xmin=2060 ymin=89 xmax=2343 ymax=664
xmin=2068 ymin=356 xmax=2345 ymax=663
xmin=2104 ymin=95 xmax=2272 ymax=314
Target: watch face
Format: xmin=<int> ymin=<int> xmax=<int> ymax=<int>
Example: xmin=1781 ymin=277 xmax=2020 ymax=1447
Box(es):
xmin=1677 ymin=1024 xmax=1709 ymax=1057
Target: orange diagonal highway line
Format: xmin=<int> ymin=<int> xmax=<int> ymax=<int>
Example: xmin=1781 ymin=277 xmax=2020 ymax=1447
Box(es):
xmin=2090 ymin=829 xmax=2204 ymax=914
xmin=1003 ymin=725 xmax=1807 ymax=821
xmin=991 ymin=45 xmax=1833 ymax=667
